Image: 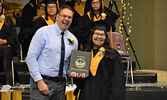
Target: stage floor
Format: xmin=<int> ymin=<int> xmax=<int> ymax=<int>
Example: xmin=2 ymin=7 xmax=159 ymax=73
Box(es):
xmin=1 ymin=82 xmax=166 ymax=100
xmin=1 ymin=69 xmax=167 ymax=100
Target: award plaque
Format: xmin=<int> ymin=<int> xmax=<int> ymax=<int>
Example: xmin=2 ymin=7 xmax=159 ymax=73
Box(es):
xmin=69 ymin=50 xmax=91 ymax=77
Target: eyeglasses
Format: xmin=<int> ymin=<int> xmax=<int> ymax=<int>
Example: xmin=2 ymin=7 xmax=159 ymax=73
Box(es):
xmin=47 ymin=6 xmax=56 ymax=9
xmin=92 ymin=2 xmax=100 ymax=5
xmin=60 ymin=14 xmax=72 ymax=19
xmin=94 ymin=32 xmax=105 ymax=37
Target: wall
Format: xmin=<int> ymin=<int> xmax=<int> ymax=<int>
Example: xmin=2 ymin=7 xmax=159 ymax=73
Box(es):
xmin=104 ymin=0 xmax=167 ymax=70
xmin=130 ymin=0 xmax=155 ymax=69
xmin=154 ymin=0 xmax=167 ymax=70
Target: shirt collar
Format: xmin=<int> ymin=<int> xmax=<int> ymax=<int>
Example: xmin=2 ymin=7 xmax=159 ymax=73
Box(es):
xmin=54 ymin=23 xmax=68 ymax=35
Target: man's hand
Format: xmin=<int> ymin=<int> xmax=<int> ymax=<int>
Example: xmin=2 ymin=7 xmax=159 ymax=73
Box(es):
xmin=37 ymin=80 xmax=50 ymax=95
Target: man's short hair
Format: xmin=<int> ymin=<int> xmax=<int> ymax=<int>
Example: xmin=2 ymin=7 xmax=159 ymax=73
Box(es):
xmin=58 ymin=5 xmax=74 ymax=14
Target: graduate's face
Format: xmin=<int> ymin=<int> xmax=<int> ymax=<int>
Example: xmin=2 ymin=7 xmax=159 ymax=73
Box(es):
xmin=56 ymin=8 xmax=73 ymax=31
xmin=92 ymin=0 xmax=101 ymax=11
xmin=47 ymin=4 xmax=57 ymax=16
xmin=92 ymin=30 xmax=106 ymax=49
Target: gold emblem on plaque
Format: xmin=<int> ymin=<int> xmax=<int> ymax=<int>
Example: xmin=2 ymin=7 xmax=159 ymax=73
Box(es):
xmin=75 ymin=58 xmax=86 ymax=68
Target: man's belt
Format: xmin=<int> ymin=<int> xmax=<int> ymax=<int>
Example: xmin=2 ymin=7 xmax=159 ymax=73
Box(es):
xmin=41 ymin=75 xmax=65 ymax=82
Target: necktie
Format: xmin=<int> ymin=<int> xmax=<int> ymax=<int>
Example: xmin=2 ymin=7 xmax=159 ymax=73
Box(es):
xmin=58 ymin=32 xmax=65 ymax=77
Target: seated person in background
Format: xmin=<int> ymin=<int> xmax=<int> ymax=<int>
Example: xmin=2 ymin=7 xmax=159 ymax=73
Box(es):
xmin=18 ymin=0 xmax=44 ymax=59
xmin=33 ymin=0 xmax=58 ymax=34
xmin=75 ymin=0 xmax=118 ymax=50
xmin=70 ymin=20 xmax=125 ymax=100
xmin=0 ymin=0 xmax=19 ymax=85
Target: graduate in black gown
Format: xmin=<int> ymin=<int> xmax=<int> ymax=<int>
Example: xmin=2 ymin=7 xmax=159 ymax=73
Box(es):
xmin=70 ymin=20 xmax=125 ymax=100
xmin=33 ymin=0 xmax=58 ymax=34
xmin=18 ymin=0 xmax=44 ymax=59
xmin=0 ymin=0 xmax=19 ymax=84
xmin=66 ymin=0 xmax=89 ymax=31
xmin=74 ymin=0 xmax=118 ymax=50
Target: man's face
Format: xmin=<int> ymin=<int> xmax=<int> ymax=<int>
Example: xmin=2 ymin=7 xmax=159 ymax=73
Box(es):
xmin=56 ymin=8 xmax=73 ymax=31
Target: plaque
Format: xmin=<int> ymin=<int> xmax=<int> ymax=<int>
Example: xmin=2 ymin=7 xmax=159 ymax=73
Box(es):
xmin=69 ymin=50 xmax=91 ymax=77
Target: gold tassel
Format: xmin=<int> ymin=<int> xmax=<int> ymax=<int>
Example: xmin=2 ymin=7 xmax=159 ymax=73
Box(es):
xmin=36 ymin=0 xmax=38 ymax=5
xmin=57 ymin=0 xmax=59 ymax=10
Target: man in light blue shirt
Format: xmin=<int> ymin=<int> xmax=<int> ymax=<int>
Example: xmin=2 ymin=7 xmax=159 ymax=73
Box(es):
xmin=26 ymin=5 xmax=78 ymax=100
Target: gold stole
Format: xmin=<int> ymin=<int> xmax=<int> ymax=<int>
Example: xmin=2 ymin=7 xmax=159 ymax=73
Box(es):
xmin=90 ymin=47 xmax=105 ymax=76
xmin=109 ymin=31 xmax=114 ymax=48
xmin=0 ymin=20 xmax=5 ymax=30
xmin=42 ymin=15 xmax=55 ymax=25
xmin=87 ymin=11 xmax=101 ymax=21
xmin=29 ymin=2 xmax=34 ymax=8
xmin=74 ymin=2 xmax=85 ymax=16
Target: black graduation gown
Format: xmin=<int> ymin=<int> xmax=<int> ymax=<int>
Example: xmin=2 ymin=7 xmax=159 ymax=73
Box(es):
xmin=33 ymin=17 xmax=47 ymax=35
xmin=0 ymin=16 xmax=19 ymax=84
xmin=66 ymin=0 xmax=87 ymax=38
xmin=77 ymin=49 xmax=125 ymax=100
xmin=18 ymin=2 xmax=37 ymax=58
xmin=0 ymin=17 xmax=19 ymax=55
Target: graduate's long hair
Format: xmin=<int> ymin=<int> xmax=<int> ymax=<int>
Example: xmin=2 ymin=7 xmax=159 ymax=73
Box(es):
xmin=84 ymin=24 xmax=115 ymax=60
xmin=90 ymin=0 xmax=103 ymax=22
xmin=45 ymin=2 xmax=58 ymax=20
xmin=0 ymin=0 xmax=4 ymax=15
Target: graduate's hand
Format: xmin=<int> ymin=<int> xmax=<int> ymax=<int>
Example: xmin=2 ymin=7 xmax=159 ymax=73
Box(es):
xmin=0 ymin=38 xmax=7 ymax=45
xmin=80 ymin=73 xmax=86 ymax=78
xmin=37 ymin=80 xmax=50 ymax=95
xmin=0 ymin=38 xmax=3 ymax=45
xmin=69 ymin=72 xmax=86 ymax=78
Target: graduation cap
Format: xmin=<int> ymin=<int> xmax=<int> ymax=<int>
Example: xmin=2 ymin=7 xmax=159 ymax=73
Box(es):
xmin=46 ymin=0 xmax=57 ymax=4
xmin=92 ymin=20 xmax=111 ymax=32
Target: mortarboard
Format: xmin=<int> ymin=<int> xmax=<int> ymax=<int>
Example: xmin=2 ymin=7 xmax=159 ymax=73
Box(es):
xmin=46 ymin=0 xmax=57 ymax=4
xmin=92 ymin=20 xmax=111 ymax=32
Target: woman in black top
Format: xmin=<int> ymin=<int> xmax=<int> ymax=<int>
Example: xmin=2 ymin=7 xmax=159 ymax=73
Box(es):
xmin=0 ymin=0 xmax=19 ymax=84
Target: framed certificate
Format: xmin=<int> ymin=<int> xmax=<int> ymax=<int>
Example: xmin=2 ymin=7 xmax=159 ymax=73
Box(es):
xmin=69 ymin=50 xmax=91 ymax=77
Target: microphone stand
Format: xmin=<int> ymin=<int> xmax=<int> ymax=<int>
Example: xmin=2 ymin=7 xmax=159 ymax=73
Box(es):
xmin=110 ymin=0 xmax=141 ymax=69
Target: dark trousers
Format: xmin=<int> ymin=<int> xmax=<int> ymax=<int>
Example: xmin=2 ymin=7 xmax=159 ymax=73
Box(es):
xmin=30 ymin=77 xmax=66 ymax=100
xmin=0 ymin=47 xmax=14 ymax=84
